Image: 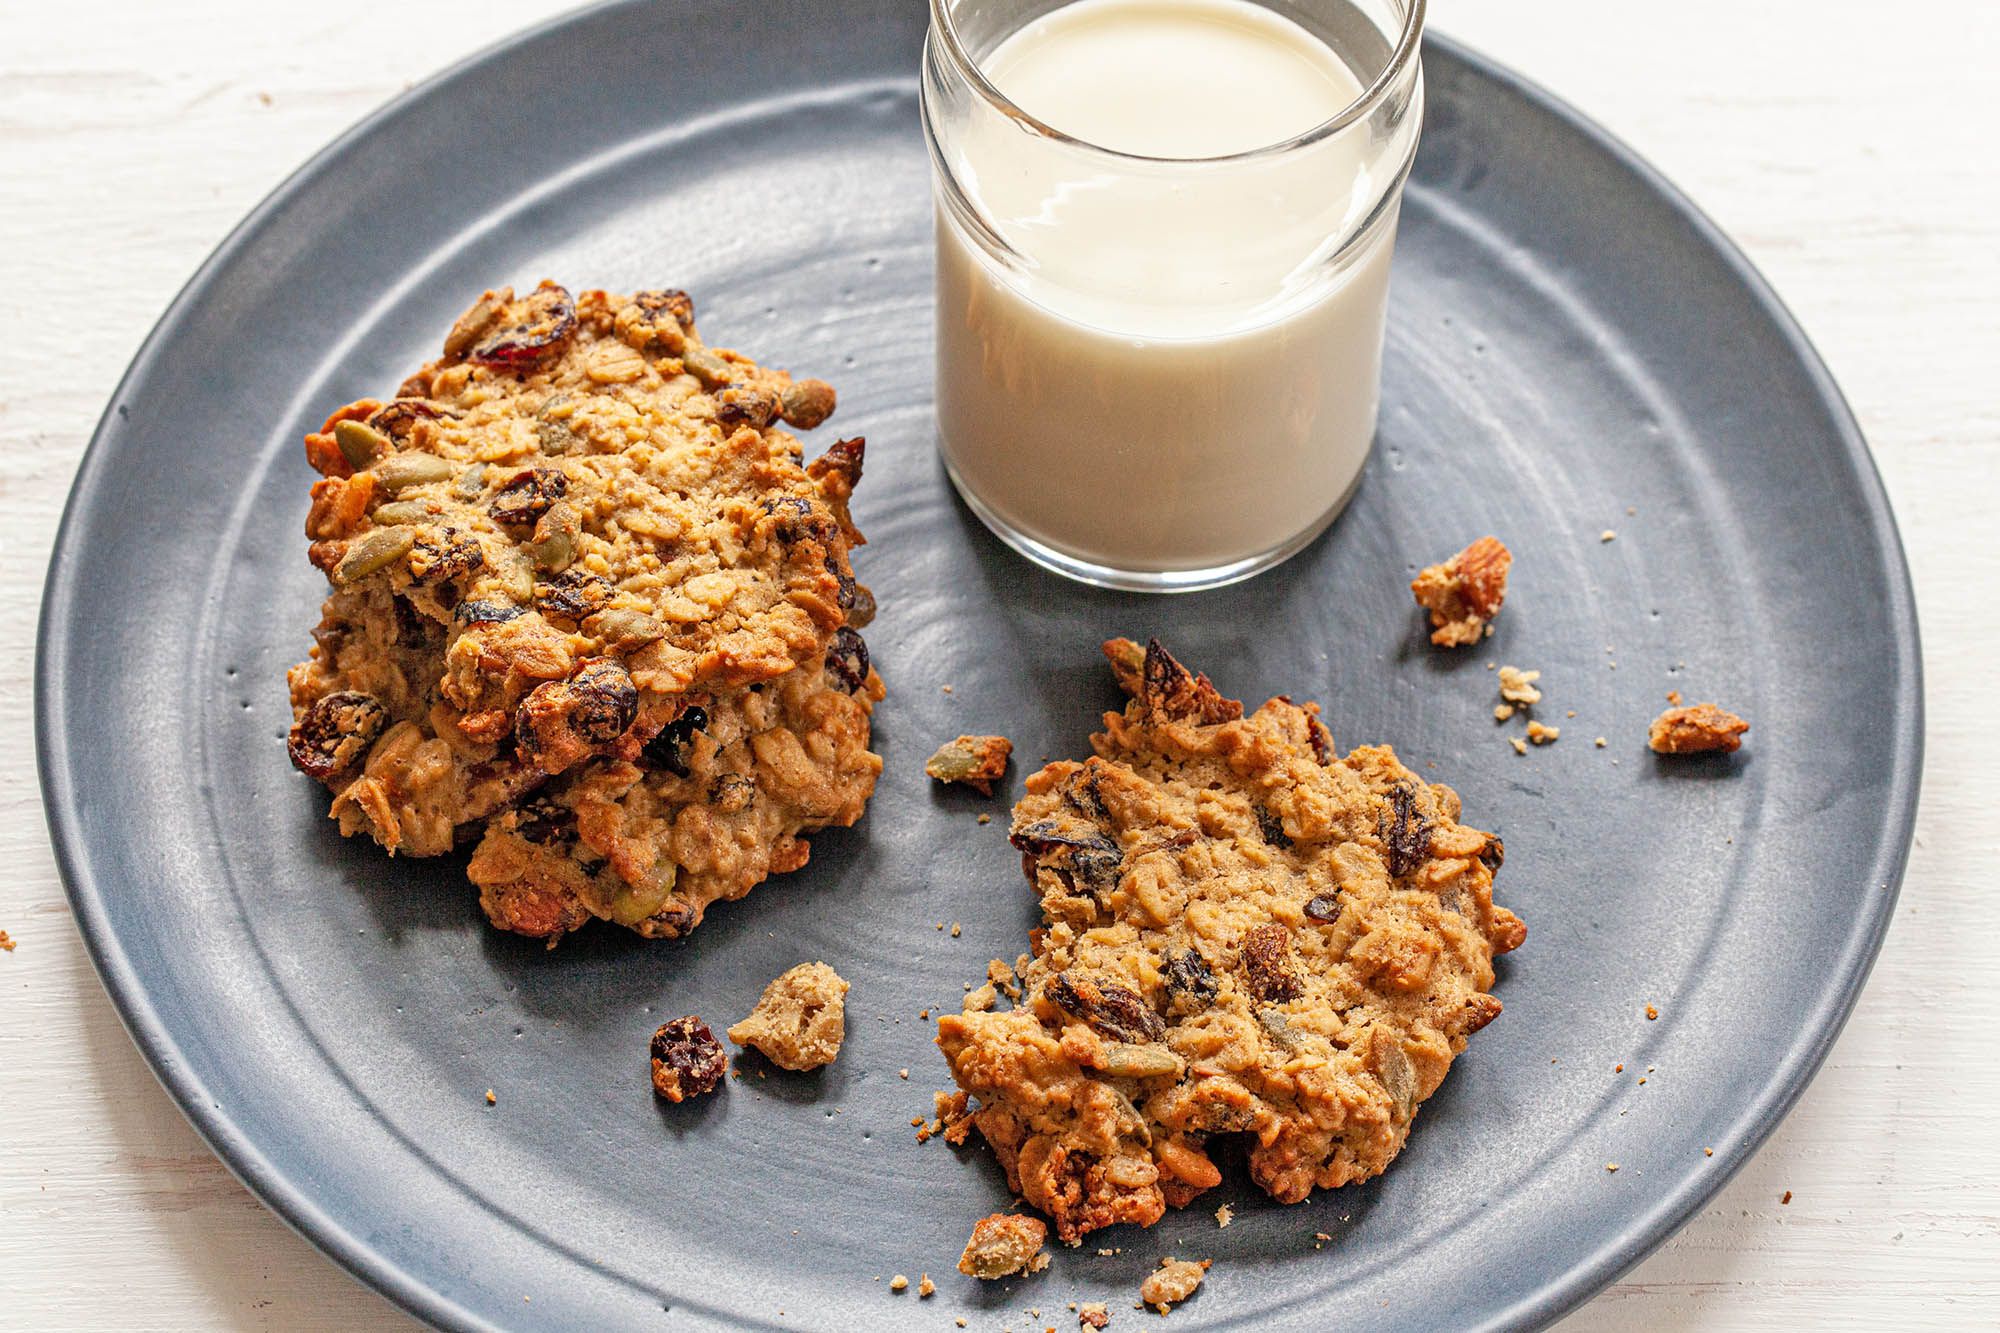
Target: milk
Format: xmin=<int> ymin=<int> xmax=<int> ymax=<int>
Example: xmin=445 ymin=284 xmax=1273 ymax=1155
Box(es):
xmin=932 ymin=0 xmax=1412 ymax=583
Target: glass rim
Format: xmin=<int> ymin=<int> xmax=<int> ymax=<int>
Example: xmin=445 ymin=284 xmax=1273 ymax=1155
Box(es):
xmin=927 ymin=0 xmax=1427 ymax=166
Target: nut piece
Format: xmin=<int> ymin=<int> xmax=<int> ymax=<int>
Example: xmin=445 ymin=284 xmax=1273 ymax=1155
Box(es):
xmin=726 ymin=961 xmax=849 ymax=1071
xmin=1411 ymin=535 xmax=1512 ymax=647
xmin=1140 ymin=1258 xmax=1211 ymax=1313
xmin=957 ymin=1213 xmax=1050 ymax=1280
xmin=925 ymin=734 xmax=1014 ymax=795
xmin=650 ymin=1016 xmax=726 ymax=1103
xmin=1648 ymin=703 xmax=1749 ymax=754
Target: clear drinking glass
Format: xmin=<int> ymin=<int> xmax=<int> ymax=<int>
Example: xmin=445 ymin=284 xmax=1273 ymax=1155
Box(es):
xmin=922 ymin=0 xmax=1426 ymax=591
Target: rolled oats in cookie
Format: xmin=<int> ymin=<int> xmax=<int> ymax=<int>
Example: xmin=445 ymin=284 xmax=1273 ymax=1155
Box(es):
xmin=728 ymin=961 xmax=850 ymax=1070
xmin=936 ymin=639 xmax=1523 ymax=1245
xmin=286 ymin=283 xmax=882 ymax=942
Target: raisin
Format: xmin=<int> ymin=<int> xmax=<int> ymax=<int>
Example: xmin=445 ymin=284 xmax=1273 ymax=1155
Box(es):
xmin=650 ymin=1016 xmax=726 ymax=1103
xmin=640 ymin=704 xmax=709 ymax=778
xmin=823 ymin=554 xmax=857 ymax=612
xmin=534 ymin=568 xmax=613 ymax=622
xmin=1304 ymin=894 xmax=1342 ymax=924
xmin=1307 ymin=716 xmax=1334 ymax=766
xmin=1255 ymin=805 xmax=1293 ymax=849
xmin=408 ymin=527 xmax=484 ymax=585
xmin=806 ymin=435 xmax=865 ymax=491
xmin=1163 ymin=950 xmax=1218 ymax=1005
xmin=513 ymin=792 xmax=576 ymax=846
xmin=715 ymin=383 xmax=781 ymax=430
xmin=366 ymin=398 xmax=448 ymax=445
xmin=1381 ymin=782 xmax=1431 ymax=879
xmin=489 ymin=466 xmax=568 ymax=526
xmin=468 ymin=283 xmax=577 ymax=367
xmin=1059 ymin=768 xmax=1109 ymax=822
xmin=1240 ymin=924 xmax=1303 ymax=1003
xmin=1140 ymin=639 xmax=1243 ymax=725
xmin=287 ymin=691 xmax=386 ymax=781
xmin=709 ymin=773 xmax=755 ymax=813
xmin=1478 ymin=835 xmax=1505 ymax=873
xmin=1046 ymin=972 xmax=1166 ymax=1044
xmin=824 ymin=626 xmax=870 ymax=693
xmin=455 ymin=598 xmax=525 ymax=627
xmin=846 ymin=583 xmax=876 ymax=629
xmin=391 ymin=595 xmax=437 ymax=647
xmin=515 ymin=658 xmax=639 ymax=772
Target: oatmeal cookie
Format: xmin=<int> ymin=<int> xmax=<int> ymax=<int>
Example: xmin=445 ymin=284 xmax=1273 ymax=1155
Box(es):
xmin=936 ymin=640 xmax=1523 ymax=1244
xmin=286 ymin=283 xmax=881 ymax=939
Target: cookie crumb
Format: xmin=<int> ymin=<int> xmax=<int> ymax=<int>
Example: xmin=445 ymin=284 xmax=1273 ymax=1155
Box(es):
xmin=1214 ymin=1203 xmax=1233 ymax=1228
xmin=1139 ymin=1258 xmax=1210 ymax=1314
xmin=1667 ymin=690 xmax=1682 ymax=705
xmin=1705 ymin=1148 xmax=1714 ymax=1157
xmin=899 ymin=1068 xmax=910 ymax=1079
xmin=919 ymin=1274 xmax=935 ymax=1298
xmin=1493 ymin=703 xmax=1515 ymax=722
xmin=650 ymin=1016 xmax=727 ymax=1102
xmin=1411 ymin=536 xmax=1512 ymax=647
xmin=484 ymin=1089 xmax=496 ymax=1105
xmin=727 ymin=962 xmax=849 ymax=1070
xmin=1497 ymin=665 xmax=1542 ymax=705
xmin=1645 ymin=1004 xmax=1659 ymax=1021
xmin=978 ymin=812 xmax=992 ymax=824
xmin=1781 ymin=1191 xmax=1792 ymax=1205
xmin=926 ymin=734 xmax=1014 ymax=795
xmin=889 ymin=1275 xmax=909 ymax=1292
xmin=1594 ymin=737 xmax=1607 ymax=748
xmin=1510 ymin=737 xmax=1528 ymax=756
xmin=1648 ymin=703 xmax=1749 ymax=755
xmin=942 ymin=684 xmax=954 ymax=694
xmin=1600 ymin=529 xmax=1616 ymax=542
xmin=1615 ymin=1064 xmax=1625 ymax=1073
xmin=0 ymin=930 xmax=14 ymax=952
xmin=1526 ymin=720 xmax=1559 ymax=745
xmin=1606 ymin=1163 xmax=1620 ymax=1173
xmin=1079 ymin=1302 xmax=1111 ymax=1329
xmin=959 ymin=1213 xmax=1049 ymax=1280
xmin=951 ymin=922 xmax=962 ymax=937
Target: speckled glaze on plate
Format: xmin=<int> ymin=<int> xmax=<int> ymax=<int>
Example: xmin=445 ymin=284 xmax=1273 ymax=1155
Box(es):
xmin=36 ymin=2 xmax=1920 ymax=1328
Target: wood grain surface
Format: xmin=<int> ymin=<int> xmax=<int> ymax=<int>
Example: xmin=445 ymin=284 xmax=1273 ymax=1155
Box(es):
xmin=2 ymin=1 xmax=1993 ymax=1327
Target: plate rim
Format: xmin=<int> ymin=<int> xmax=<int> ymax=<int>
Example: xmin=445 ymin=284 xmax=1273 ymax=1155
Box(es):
xmin=34 ymin=3 xmax=1924 ymax=1329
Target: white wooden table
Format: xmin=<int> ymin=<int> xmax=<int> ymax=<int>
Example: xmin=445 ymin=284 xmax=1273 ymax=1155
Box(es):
xmin=3 ymin=1 xmax=1994 ymax=1327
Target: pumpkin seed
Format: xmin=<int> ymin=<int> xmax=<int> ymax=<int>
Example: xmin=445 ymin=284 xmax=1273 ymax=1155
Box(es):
xmin=1101 ymin=1043 xmax=1183 ymax=1079
xmin=334 ymin=419 xmax=390 ymax=469
xmin=454 ymin=463 xmax=488 ymax=500
xmin=332 ymin=527 xmax=414 ymax=585
xmin=588 ymin=607 xmax=668 ymax=649
xmin=368 ymin=501 xmax=432 ymax=526
xmin=528 ymin=501 xmax=581 ymax=572
xmin=373 ymin=451 xmax=456 ymax=494
xmin=682 ymin=348 xmax=733 ymax=388
xmin=607 ymin=858 xmax=678 ymax=927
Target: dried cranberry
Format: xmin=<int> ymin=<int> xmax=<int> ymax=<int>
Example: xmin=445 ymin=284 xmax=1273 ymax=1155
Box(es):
xmin=1307 ymin=716 xmax=1335 ymax=766
xmin=1046 ymin=972 xmax=1166 ymax=1044
xmin=1139 ymin=639 xmax=1243 ymax=725
xmin=1240 ymin=924 xmax=1303 ymax=1003
xmin=513 ymin=792 xmax=576 ymax=846
xmin=469 ymin=283 xmax=577 ymax=367
xmin=489 ymin=466 xmax=568 ymax=526
xmin=1478 ymin=835 xmax=1505 ymax=873
xmin=825 ymin=554 xmax=856 ymax=611
xmin=639 ymin=704 xmax=709 ymax=778
xmin=650 ymin=1016 xmax=726 ymax=1103
xmin=366 ymin=398 xmax=448 ymax=445
xmin=515 ymin=658 xmax=639 ymax=771
xmin=1381 ymin=782 xmax=1431 ymax=879
xmin=824 ymin=627 xmax=869 ymax=693
xmin=534 ymin=568 xmax=613 ymax=622
xmin=287 ymin=691 xmax=386 ymax=781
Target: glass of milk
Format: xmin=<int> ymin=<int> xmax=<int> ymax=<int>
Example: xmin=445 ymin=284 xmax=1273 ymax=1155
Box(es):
xmin=923 ymin=0 xmax=1426 ymax=591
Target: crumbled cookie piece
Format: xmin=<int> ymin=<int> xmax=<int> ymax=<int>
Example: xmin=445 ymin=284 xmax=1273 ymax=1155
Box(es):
xmin=927 ymin=734 xmax=1014 ymax=795
xmin=0 ymin=930 xmax=14 ymax=952
xmin=650 ymin=1016 xmax=727 ymax=1102
xmin=1213 ymin=1204 xmax=1233 ymax=1228
xmin=958 ymin=1213 xmax=1050 ymax=1279
xmin=1497 ymin=666 xmax=1542 ymax=706
xmin=1139 ymin=1258 xmax=1210 ymax=1314
xmin=1648 ymin=704 xmax=1749 ymax=755
xmin=918 ymin=1274 xmax=936 ymax=1298
xmin=1079 ymin=1303 xmax=1111 ymax=1329
xmin=889 ymin=1275 xmax=909 ymax=1292
xmin=1410 ymin=536 xmax=1512 ymax=646
xmin=727 ymin=962 xmax=848 ymax=1070
xmin=938 ymin=641 xmax=1522 ymax=1244
xmin=1526 ymin=720 xmax=1559 ymax=745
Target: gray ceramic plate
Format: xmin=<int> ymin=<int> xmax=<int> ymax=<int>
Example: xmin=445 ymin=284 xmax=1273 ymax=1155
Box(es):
xmin=37 ymin=2 xmax=1921 ymax=1329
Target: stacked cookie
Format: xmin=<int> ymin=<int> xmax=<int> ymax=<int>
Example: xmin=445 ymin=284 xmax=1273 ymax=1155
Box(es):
xmin=286 ymin=283 xmax=883 ymax=943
